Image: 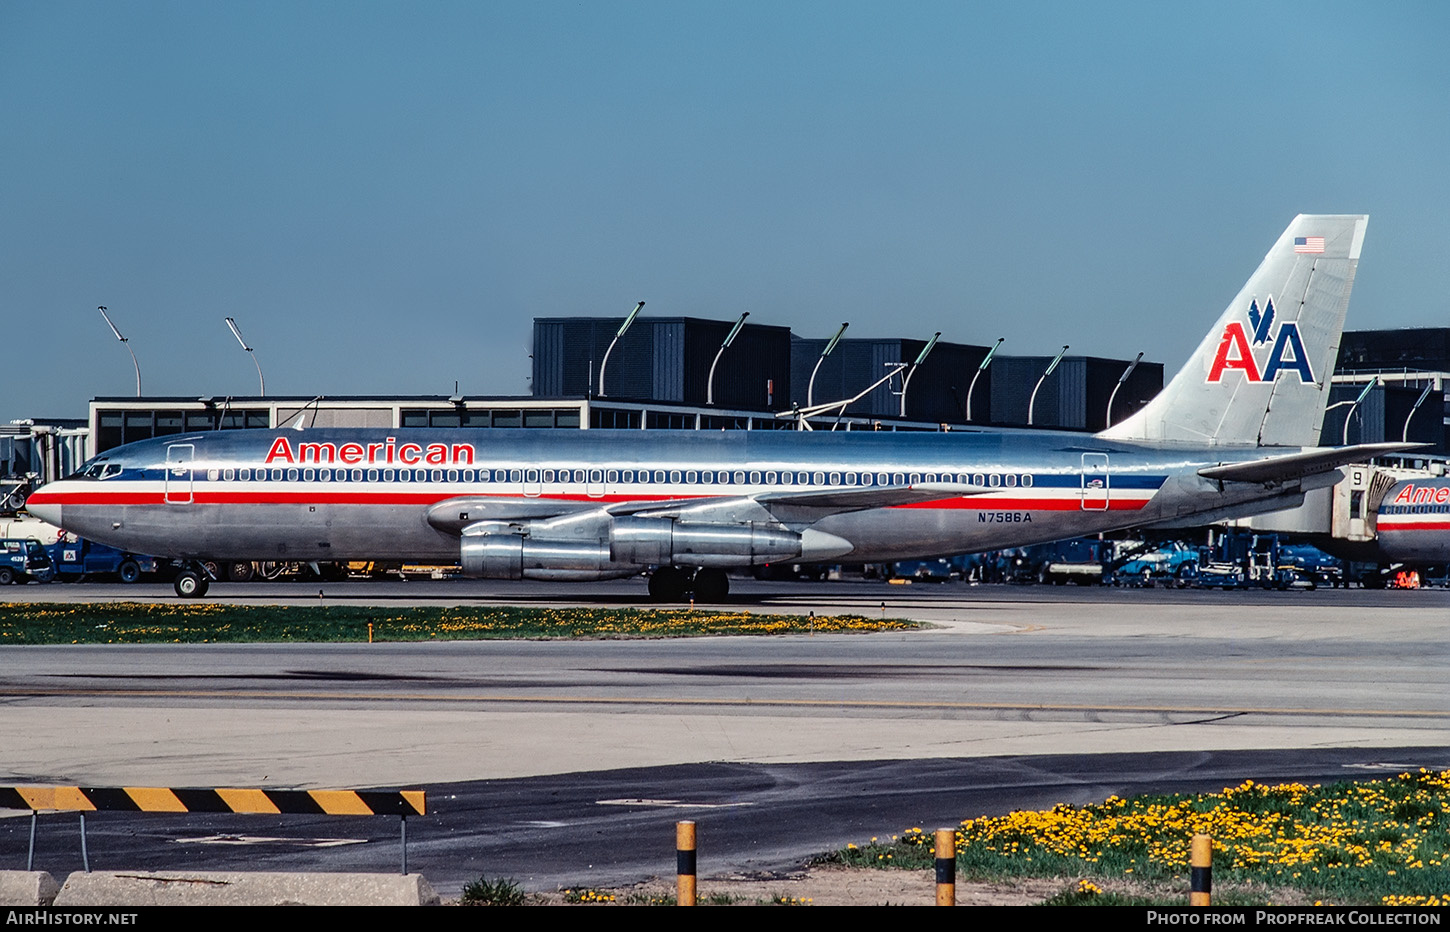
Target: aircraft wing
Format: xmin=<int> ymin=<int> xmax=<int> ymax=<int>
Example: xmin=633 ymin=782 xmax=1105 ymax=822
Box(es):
xmin=608 ymin=482 xmax=991 ymax=525
xmin=430 ymin=483 xmax=992 ymax=533
xmin=1198 ymin=442 xmax=1426 ymax=485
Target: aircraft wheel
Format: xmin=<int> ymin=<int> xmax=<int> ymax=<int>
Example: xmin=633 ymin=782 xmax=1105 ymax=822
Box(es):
xmin=226 ymin=561 xmax=255 ymax=583
xmin=0 ymin=567 xmax=14 ymax=586
xmin=173 ymin=570 xmax=210 ymax=599
xmin=694 ymin=569 xmax=730 ymax=603
xmin=648 ymin=566 xmax=690 ymax=602
xmin=117 ymin=560 xmax=141 ymax=584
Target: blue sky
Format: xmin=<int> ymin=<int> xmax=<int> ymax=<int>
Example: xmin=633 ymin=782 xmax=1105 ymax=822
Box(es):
xmin=4 ymin=1 xmax=1447 ymax=421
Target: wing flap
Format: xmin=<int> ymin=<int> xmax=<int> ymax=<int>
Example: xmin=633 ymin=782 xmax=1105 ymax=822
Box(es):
xmin=755 ymin=482 xmax=991 ymax=512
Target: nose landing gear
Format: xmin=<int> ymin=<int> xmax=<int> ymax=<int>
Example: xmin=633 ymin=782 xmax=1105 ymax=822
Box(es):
xmin=172 ymin=562 xmax=213 ymax=598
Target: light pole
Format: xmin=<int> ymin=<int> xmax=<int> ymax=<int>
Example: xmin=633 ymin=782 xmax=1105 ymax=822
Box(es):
xmin=1027 ymin=345 xmax=1070 ymax=426
xmin=97 ymin=306 xmax=141 ymax=397
xmin=1105 ymin=352 xmax=1143 ymax=427
xmin=964 ymin=337 xmax=1003 ymax=423
xmin=705 ymin=312 xmax=749 ymax=405
xmin=1401 ymin=380 xmax=1437 ymax=443
xmin=597 ymin=301 xmax=644 ymax=398
xmin=224 ymin=316 xmax=266 ymax=396
xmin=1338 ymin=377 xmax=1380 ymax=445
xmin=898 ymin=332 xmax=942 ymax=417
xmin=806 ymin=322 xmax=849 ymax=407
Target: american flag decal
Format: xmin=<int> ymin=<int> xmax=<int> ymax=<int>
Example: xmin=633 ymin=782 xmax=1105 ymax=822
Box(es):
xmin=1294 ymin=236 xmax=1325 ymax=254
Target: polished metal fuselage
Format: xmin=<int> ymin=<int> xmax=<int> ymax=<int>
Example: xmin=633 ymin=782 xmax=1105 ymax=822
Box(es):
xmin=1376 ymin=478 xmax=1450 ymax=563
xmin=29 ymin=427 xmax=1311 ymax=566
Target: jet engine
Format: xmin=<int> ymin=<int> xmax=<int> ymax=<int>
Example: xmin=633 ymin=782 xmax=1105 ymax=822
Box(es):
xmin=457 ymin=517 xmax=813 ymax=580
xmin=609 ymin=516 xmax=802 ymax=566
xmin=459 ymin=521 xmax=630 ymax=581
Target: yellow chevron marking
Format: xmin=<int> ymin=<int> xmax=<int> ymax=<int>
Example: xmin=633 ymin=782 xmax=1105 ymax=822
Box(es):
xmin=401 ymin=790 xmax=426 ymax=815
xmin=124 ymin=787 xmax=187 ymax=812
xmin=22 ymin=787 xmax=97 ymax=812
xmin=308 ymin=791 xmax=373 ymax=815
xmin=17 ymin=788 xmax=76 ymax=811
xmin=216 ymin=788 xmax=280 ymax=814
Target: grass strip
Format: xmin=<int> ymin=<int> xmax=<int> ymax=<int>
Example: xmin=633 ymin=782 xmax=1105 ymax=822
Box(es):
xmin=834 ymin=770 xmax=1450 ymax=905
xmin=0 ymin=602 xmax=915 ymax=645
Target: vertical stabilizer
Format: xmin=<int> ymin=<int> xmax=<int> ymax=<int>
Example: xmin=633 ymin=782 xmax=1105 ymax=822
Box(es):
xmin=1099 ymin=214 xmax=1367 ymax=447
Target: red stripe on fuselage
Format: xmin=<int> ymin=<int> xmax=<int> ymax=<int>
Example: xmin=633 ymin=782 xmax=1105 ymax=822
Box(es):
xmin=1378 ymin=521 xmax=1450 ymax=533
xmin=32 ymin=488 xmax=1152 ymax=512
xmin=895 ymin=496 xmax=1149 ymax=511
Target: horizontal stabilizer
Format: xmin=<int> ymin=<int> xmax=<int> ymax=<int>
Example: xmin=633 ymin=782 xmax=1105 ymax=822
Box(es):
xmin=1198 ymin=443 xmax=1426 ymax=485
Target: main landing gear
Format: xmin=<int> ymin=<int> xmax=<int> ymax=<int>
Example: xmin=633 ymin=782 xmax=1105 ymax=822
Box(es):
xmin=648 ymin=566 xmax=730 ymax=603
xmin=172 ymin=562 xmax=213 ymax=598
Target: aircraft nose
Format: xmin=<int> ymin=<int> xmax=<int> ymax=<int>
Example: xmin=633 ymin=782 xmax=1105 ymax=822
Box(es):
xmin=24 ymin=491 xmax=62 ymax=528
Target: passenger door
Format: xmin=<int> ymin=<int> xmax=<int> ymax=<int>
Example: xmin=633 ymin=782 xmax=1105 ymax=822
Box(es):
xmin=165 ymin=444 xmax=195 ymax=504
xmin=1080 ymin=452 xmax=1109 ymax=511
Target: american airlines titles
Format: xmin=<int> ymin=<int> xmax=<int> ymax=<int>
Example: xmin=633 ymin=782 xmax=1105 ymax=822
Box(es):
xmin=263 ymin=437 xmax=476 ymax=467
xmin=1391 ymin=484 xmax=1450 ymax=505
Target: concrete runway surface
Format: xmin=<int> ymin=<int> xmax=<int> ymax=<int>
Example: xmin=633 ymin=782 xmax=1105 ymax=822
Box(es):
xmin=1 ymin=579 xmax=1445 ymax=893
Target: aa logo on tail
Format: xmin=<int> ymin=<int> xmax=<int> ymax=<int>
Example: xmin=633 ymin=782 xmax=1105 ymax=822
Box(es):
xmin=1206 ymin=297 xmax=1314 ymax=384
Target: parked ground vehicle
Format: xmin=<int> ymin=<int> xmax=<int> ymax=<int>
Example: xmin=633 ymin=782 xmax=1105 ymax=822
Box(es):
xmin=1277 ymin=543 xmax=1346 ymax=588
xmin=1014 ymin=538 xmax=1107 ymax=585
xmin=1111 ymin=542 xmax=1199 ymax=587
xmin=0 ymin=537 xmax=54 ymax=584
xmin=47 ymin=533 xmax=158 ymax=583
xmin=1191 ymin=532 xmax=1344 ymax=590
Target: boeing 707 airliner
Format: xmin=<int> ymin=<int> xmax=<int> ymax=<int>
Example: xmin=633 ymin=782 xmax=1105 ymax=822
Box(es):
xmin=29 ymin=214 xmax=1418 ymax=599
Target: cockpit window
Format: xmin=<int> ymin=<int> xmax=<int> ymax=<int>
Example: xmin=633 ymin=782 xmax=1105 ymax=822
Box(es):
xmin=75 ymin=459 xmax=123 ymax=480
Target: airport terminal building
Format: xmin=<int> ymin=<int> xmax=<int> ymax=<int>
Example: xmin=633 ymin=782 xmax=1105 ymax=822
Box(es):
xmin=4 ymin=318 xmax=1444 ymax=491
xmin=75 ymin=314 xmax=1165 ymax=462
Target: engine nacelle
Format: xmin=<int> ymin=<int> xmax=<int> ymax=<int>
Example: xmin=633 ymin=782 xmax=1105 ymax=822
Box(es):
xmin=459 ymin=517 xmax=824 ymax=579
xmin=610 ymin=517 xmax=801 ymax=567
xmin=459 ymin=522 xmax=634 ymax=581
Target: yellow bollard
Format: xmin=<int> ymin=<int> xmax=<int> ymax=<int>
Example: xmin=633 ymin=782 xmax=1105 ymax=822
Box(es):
xmin=677 ymin=820 xmax=696 ymax=906
xmin=935 ymin=828 xmax=956 ymax=905
xmin=1190 ymin=833 xmax=1212 ymax=906
xmin=368 ymin=622 xmax=373 ymax=644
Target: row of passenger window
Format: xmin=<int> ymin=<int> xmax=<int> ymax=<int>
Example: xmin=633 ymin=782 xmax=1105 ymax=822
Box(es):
xmin=202 ymin=466 xmax=1037 ymax=487
xmin=1382 ymin=504 xmax=1449 ymax=514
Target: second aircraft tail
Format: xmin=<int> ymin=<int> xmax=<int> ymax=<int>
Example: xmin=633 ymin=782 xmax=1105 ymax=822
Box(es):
xmin=1099 ymin=214 xmax=1368 ymax=448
